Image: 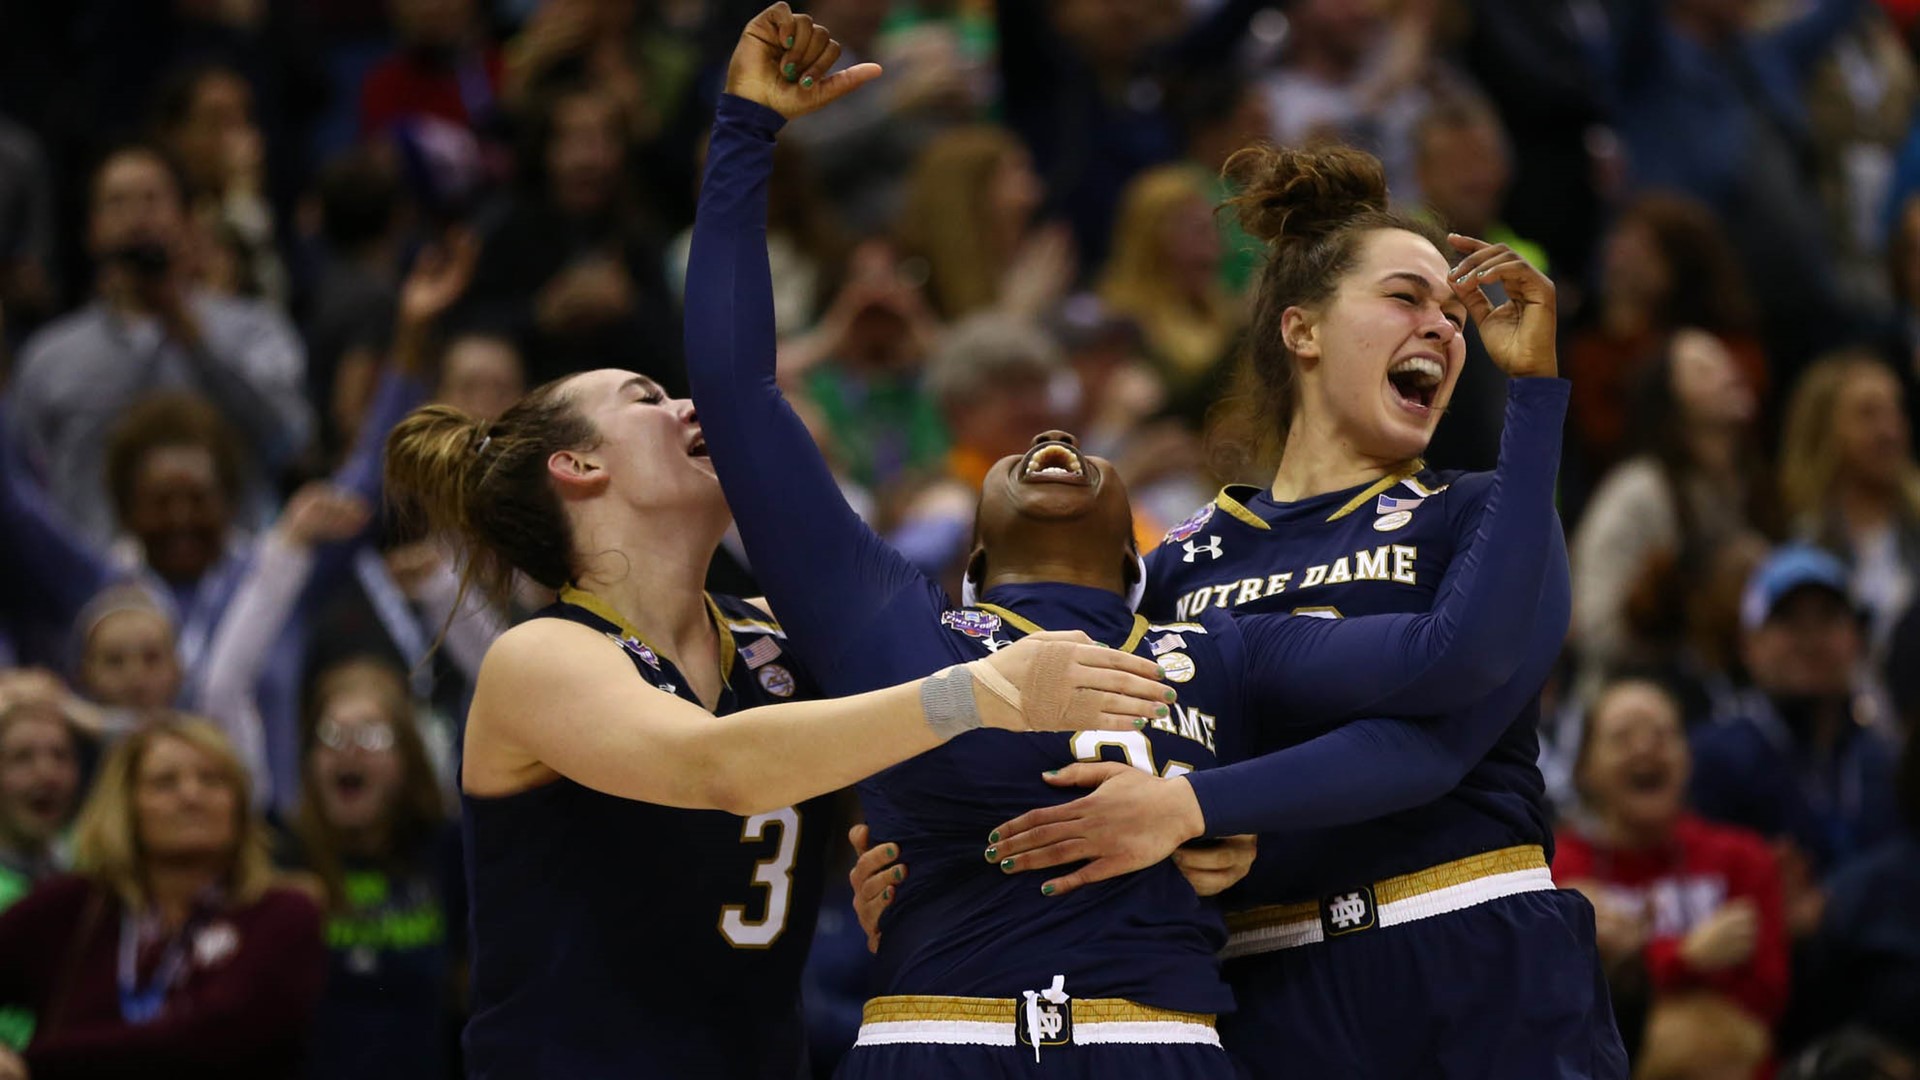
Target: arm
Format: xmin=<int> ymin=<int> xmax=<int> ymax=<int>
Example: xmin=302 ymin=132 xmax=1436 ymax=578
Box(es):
xmin=0 ymin=400 xmax=113 ymax=625
xmin=468 ymin=617 xmax=1173 ymax=816
xmin=1233 ymin=378 xmax=1570 ymax=718
xmin=24 ymin=893 xmax=327 ymax=1078
xmin=1642 ymin=841 xmax=1790 ymax=1023
xmin=684 ymin=42 xmax=935 ymax=683
xmin=176 ymin=300 xmax=314 ymax=474
xmin=985 ymin=527 xmax=1569 ymax=892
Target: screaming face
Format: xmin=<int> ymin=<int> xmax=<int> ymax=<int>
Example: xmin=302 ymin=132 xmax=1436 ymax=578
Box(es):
xmin=969 ymin=430 xmax=1138 ymax=596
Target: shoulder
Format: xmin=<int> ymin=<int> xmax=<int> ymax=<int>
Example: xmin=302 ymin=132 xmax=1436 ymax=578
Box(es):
xmin=198 ymin=292 xmax=298 ymax=338
xmin=1585 ymin=458 xmax=1669 ymax=511
xmin=246 ymin=884 xmax=324 ymax=928
xmin=16 ymin=308 xmax=108 ymax=369
xmin=711 ymin=593 xmax=787 ymax=639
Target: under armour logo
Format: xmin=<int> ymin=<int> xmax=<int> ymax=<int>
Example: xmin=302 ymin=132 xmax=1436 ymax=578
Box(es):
xmin=1182 ymin=536 xmax=1223 ymax=562
xmin=1320 ymin=885 xmax=1377 ymax=937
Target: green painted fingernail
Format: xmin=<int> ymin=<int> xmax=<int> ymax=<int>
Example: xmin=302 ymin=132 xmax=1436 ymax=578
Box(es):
xmin=984 ymin=846 xmax=997 ymax=861
xmin=1134 ymin=717 xmax=1148 ymax=729
xmin=883 ymin=886 xmax=892 ymax=901
xmin=1165 ymin=689 xmax=1177 ymax=702
xmin=988 ymin=830 xmax=1000 ymax=844
xmin=892 ymin=867 xmax=903 ymax=883
xmin=886 ymin=844 xmax=897 ymax=859
xmin=1041 ymin=883 xmax=1056 ymax=896
xmin=1000 ymin=857 xmax=1015 ymax=871
xmin=800 ymin=75 xmax=815 ymax=88
xmin=1045 ymin=769 xmax=1059 ymax=777
xmin=783 ymin=62 xmax=798 ymax=80
xmin=1155 ymin=704 xmax=1170 ymax=717
xmin=784 ymin=35 xmax=795 ymax=47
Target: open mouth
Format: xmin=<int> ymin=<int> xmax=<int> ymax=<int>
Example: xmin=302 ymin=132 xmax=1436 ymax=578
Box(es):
xmin=687 ymin=433 xmax=709 ymax=458
xmin=1623 ymin=762 xmax=1671 ymax=794
xmin=24 ymin=791 xmax=62 ymax=819
xmin=1387 ymin=356 xmax=1444 ymax=412
xmin=1018 ymin=442 xmax=1090 ymax=486
xmin=332 ymin=769 xmax=369 ymax=798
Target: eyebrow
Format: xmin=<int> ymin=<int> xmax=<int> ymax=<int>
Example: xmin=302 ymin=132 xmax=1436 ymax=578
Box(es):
xmin=619 ymin=376 xmax=658 ymax=397
xmin=1380 ymin=272 xmax=1467 ymax=316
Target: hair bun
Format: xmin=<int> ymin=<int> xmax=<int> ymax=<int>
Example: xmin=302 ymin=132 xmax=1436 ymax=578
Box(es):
xmin=1225 ymin=143 xmax=1390 ymax=247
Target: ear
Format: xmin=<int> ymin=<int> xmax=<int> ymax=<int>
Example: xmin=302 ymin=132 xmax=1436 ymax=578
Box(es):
xmin=547 ymin=448 xmax=608 ymax=497
xmin=1280 ymin=304 xmax=1321 ymax=361
xmin=965 ymin=546 xmax=988 ymax=586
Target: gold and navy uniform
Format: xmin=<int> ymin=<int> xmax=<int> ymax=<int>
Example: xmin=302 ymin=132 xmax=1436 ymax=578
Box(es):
xmin=459 ymin=591 xmax=832 ymax=1079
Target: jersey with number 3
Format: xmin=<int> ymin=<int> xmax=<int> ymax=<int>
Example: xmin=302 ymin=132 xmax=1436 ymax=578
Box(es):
xmin=460 ymin=594 xmax=832 ymax=1080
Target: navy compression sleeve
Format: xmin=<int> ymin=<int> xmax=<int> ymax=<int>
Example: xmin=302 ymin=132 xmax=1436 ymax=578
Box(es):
xmin=684 ymin=95 xmax=944 ymax=683
xmin=1190 ymin=525 xmax=1570 ymax=835
xmin=1233 ymin=376 xmax=1570 ymax=718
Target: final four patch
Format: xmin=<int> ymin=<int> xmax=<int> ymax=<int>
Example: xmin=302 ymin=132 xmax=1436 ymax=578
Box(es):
xmin=941 ymin=610 xmax=1004 ymax=639
xmin=611 ymin=634 xmax=661 ymax=669
xmin=1162 ymin=502 xmax=1217 ymax=544
xmin=758 ymin=664 xmax=796 ymax=698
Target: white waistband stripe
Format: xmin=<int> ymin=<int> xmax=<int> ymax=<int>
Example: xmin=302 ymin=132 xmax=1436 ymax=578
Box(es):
xmin=1222 ymin=865 xmax=1556 ymax=961
xmin=853 ymin=1019 xmax=1221 ymax=1049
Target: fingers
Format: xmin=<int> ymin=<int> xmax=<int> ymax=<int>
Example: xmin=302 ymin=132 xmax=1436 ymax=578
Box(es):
xmin=1044 ymin=761 xmax=1133 ymax=789
xmin=1075 ymin=641 xmax=1167 ymax=682
xmin=779 ymin=14 xmax=819 ymax=82
xmin=746 ymin=1 xmax=793 ymax=51
xmin=1038 ymin=859 xmax=1123 ymax=899
xmin=1025 ymin=629 xmax=1094 ymax=644
xmin=801 ymin=41 xmax=841 ymax=87
xmin=849 ymin=835 xmax=899 ymax=888
xmin=986 ymin=818 xmax=1082 ymax=862
xmin=994 ymin=838 xmax=1092 ymax=874
xmin=1095 ymin=691 xmax=1166 ymax=728
xmin=986 ymin=803 xmax=1073 ymax=849
xmin=1445 ymin=233 xmax=1490 ymax=255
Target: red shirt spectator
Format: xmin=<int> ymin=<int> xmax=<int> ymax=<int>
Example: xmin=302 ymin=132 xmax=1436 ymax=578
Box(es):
xmin=359 ymin=47 xmax=503 ymax=138
xmin=1557 ymin=813 xmax=1789 ymax=1025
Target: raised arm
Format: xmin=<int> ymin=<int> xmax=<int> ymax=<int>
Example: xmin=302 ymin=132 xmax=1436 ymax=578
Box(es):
xmin=0 ymin=400 xmax=113 ymax=627
xmin=467 ymin=619 xmax=1173 ymax=815
xmin=983 ymin=531 xmax=1569 ymax=895
xmin=685 ymin=12 xmax=932 ymax=682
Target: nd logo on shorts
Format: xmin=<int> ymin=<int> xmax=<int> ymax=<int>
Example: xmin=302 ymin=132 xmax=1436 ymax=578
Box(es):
xmin=1319 ymin=885 xmax=1378 ymax=938
xmin=1013 ymin=999 xmax=1072 ymax=1048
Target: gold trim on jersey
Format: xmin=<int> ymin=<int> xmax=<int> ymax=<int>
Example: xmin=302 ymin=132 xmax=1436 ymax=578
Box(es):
xmin=974 ymin=604 xmax=1150 ymax=653
xmin=1324 ymin=460 xmax=1427 ymax=522
xmin=557 ymin=586 xmax=737 ymax=689
xmin=1223 ymin=844 xmax=1548 ymax=935
xmin=861 ymin=995 xmax=1215 ymax=1028
xmin=1212 ymin=487 xmax=1272 ymax=531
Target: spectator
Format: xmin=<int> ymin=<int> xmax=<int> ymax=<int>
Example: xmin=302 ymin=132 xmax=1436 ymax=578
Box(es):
xmin=1633 ymin=993 xmax=1773 ymax=1080
xmin=0 ymin=696 xmax=80 ymax=1054
xmin=72 ymin=585 xmax=183 ymax=719
xmin=153 ymin=63 xmax=288 ymax=306
xmin=1780 ymin=352 xmax=1920 ymax=653
xmin=4 ymin=145 xmax=311 ymax=545
xmin=284 ymin=658 xmax=463 ymax=1080
xmin=1168 ymin=71 xmax=1271 ymax=296
xmin=1571 ymin=330 xmax=1773 ymax=703
xmin=1258 ymin=0 xmax=1459 ymax=204
xmin=0 ymin=717 xmax=325 ymax=1079
xmin=1412 ymin=93 xmax=1546 ymax=269
xmin=303 ymin=149 xmax=406 ymax=466
xmin=463 ymin=82 xmax=682 ymax=388
xmin=777 ymin=238 xmax=946 ymax=493
xmin=1600 ymin=0 xmax=1870 ymax=379
xmin=1097 ymin=163 xmax=1239 ymax=410
xmin=359 ymin=0 xmax=503 ymax=139
xmin=436 ymin=330 xmax=526 ymax=425
xmin=894 ymin=125 xmax=1073 ymax=322
xmin=1565 ymin=194 xmax=1768 ymax=483
xmin=1556 ymin=677 xmax=1790 ymax=1062
xmin=890 ymin=313 xmax=1076 ymax=584
xmin=0 ymin=699 xmax=80 ymax=912
xmin=1692 ymin=545 xmax=1903 ymax=924
xmin=0 ymin=114 xmax=56 ymax=336
xmin=1795 ymin=730 xmax=1920 ymax=1057
xmin=780 ymin=0 xmax=982 ymax=237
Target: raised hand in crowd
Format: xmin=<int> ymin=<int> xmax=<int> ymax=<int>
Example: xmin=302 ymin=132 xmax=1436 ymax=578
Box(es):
xmin=394 ymin=228 xmax=481 ymax=375
xmin=274 ymin=481 xmax=372 ymax=549
xmin=1679 ymin=898 xmax=1763 ymax=973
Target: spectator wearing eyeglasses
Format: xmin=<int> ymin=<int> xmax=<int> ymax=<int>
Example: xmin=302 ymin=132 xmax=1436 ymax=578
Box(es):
xmin=281 ymin=657 xmax=463 ymax=1080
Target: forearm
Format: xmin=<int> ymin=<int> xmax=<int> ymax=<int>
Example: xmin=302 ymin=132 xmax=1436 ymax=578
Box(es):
xmin=685 ymin=94 xmax=937 ymax=671
xmin=191 ymin=533 xmax=312 ymax=795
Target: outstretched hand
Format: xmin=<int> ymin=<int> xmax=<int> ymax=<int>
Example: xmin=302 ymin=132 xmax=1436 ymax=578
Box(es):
xmin=725 ymin=3 xmax=883 ymax=120
xmin=984 ymin=762 xmax=1209 ymax=898
xmin=1446 ymin=234 xmax=1557 ymax=379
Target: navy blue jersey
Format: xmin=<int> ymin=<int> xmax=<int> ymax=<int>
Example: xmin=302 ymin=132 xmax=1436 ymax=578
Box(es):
xmin=461 ymin=592 xmax=832 ymax=1079
xmin=856 ymin=583 xmax=1244 ymax=1014
xmin=1143 ymin=447 xmax=1559 ymax=902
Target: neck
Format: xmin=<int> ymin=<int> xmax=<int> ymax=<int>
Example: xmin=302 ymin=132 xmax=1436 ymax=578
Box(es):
xmin=1595 ymin=809 xmax=1675 ymax=853
xmin=1269 ymin=410 xmax=1409 ymax=502
xmin=144 ymin=858 xmax=222 ymax=928
xmin=0 ymin=824 xmax=48 ymax=866
xmin=1600 ymin=299 xmax=1653 ymax=340
xmin=981 ymin=538 xmax=1128 ymax=598
xmin=1837 ymin=475 xmax=1898 ymax=533
xmin=337 ymin=818 xmax=393 ymax=860
xmin=571 ymin=502 xmax=727 ymax=659
xmin=1686 ymin=424 xmax=1742 ymax=478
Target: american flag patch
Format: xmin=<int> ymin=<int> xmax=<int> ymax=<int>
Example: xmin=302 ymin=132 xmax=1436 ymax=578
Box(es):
xmin=740 ymin=637 xmax=783 ymax=669
xmin=1376 ymin=494 xmax=1426 ymax=513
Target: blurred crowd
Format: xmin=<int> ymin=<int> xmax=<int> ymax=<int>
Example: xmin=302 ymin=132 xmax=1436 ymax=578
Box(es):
xmin=1 ymin=0 xmax=1919 ymax=1077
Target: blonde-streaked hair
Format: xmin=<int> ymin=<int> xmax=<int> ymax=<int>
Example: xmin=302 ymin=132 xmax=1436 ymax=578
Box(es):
xmin=71 ymin=715 xmax=277 ymax=909
xmin=1780 ymin=351 xmax=1920 ymax=526
xmin=895 ymin=126 xmax=1029 ymax=319
xmin=1098 ymin=163 xmax=1239 ymax=381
